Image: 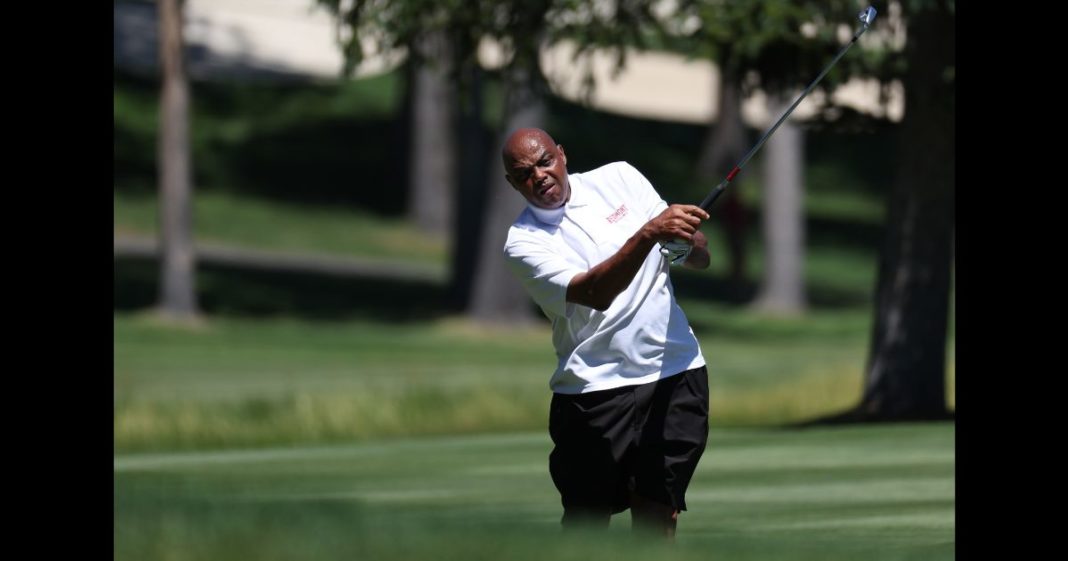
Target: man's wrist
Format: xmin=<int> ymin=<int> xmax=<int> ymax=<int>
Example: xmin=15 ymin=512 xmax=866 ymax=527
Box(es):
xmin=635 ymin=224 xmax=660 ymax=248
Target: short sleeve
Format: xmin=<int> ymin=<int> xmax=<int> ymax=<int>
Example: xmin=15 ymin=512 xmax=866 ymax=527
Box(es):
xmin=615 ymin=162 xmax=667 ymax=220
xmin=503 ymin=235 xmax=583 ymax=318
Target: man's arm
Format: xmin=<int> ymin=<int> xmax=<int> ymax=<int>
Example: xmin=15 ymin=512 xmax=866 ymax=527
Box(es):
xmin=567 ymin=204 xmax=708 ymax=311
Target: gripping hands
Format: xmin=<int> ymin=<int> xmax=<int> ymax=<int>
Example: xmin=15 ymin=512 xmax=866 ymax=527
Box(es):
xmin=643 ymin=205 xmax=709 ymax=267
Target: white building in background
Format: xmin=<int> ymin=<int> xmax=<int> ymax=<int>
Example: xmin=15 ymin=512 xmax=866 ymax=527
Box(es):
xmin=114 ymin=0 xmax=903 ymax=126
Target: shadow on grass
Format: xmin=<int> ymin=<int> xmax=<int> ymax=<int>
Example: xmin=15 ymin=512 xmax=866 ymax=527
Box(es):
xmin=120 ymin=257 xmax=851 ymax=323
xmin=201 ymin=117 xmax=409 ymax=213
xmin=115 ymin=258 xmax=453 ymax=322
xmin=117 ymin=251 xmax=875 ymax=323
xmin=791 ymin=406 xmax=956 ymax=427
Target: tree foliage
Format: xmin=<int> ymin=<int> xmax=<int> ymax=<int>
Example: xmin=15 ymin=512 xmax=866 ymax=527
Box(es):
xmin=667 ymin=0 xmax=909 ymax=117
xmin=315 ymin=0 xmax=668 ymax=98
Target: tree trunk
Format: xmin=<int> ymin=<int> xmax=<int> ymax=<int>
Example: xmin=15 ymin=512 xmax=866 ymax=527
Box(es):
xmin=157 ymin=0 xmax=198 ymax=319
xmin=408 ymin=30 xmax=457 ymax=237
xmin=696 ymin=63 xmax=749 ymax=289
xmin=448 ymin=64 xmax=488 ymax=311
xmin=467 ymin=70 xmax=544 ymax=324
xmin=855 ymin=2 xmax=954 ymax=420
xmin=752 ymin=91 xmax=806 ymax=315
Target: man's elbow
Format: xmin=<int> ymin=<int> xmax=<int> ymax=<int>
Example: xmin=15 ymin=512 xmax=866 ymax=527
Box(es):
xmin=567 ymin=282 xmax=613 ymax=311
xmin=588 ymin=299 xmax=611 ymax=312
xmin=576 ymin=291 xmax=613 ymax=311
xmin=567 ymin=271 xmax=622 ymax=311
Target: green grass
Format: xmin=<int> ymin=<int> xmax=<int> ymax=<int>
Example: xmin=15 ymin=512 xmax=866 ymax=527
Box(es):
xmin=114 ymin=190 xmax=448 ymax=265
xmin=114 ymin=423 xmax=954 ymax=561
xmin=115 ymin=313 xmax=554 ymax=451
xmin=114 ymin=309 xmax=955 ymax=452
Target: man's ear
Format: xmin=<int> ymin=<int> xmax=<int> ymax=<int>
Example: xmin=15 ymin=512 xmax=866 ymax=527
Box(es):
xmin=558 ymin=144 xmax=567 ymax=166
xmin=504 ymin=174 xmax=518 ymax=191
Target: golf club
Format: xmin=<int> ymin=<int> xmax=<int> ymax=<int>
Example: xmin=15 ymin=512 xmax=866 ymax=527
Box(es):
xmin=696 ymin=5 xmax=877 ymax=213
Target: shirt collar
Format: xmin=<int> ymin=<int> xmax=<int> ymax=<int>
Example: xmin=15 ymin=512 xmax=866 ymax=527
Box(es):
xmin=527 ymin=173 xmax=587 ymax=225
xmin=565 ymin=173 xmax=589 ymax=208
xmin=528 ymin=202 xmax=565 ymax=225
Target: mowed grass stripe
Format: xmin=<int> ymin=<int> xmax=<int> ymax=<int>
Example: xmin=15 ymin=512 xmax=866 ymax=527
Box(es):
xmin=116 ymin=424 xmax=953 ymax=561
xmin=114 ymin=431 xmax=550 ymax=471
xmin=688 ymin=476 xmax=953 ymax=504
xmin=682 ymin=424 xmax=954 ymax=551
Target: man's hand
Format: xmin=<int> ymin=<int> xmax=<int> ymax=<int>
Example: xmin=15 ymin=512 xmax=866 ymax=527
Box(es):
xmin=642 ymin=205 xmax=710 ymax=243
xmin=645 ymin=205 xmax=710 ymax=268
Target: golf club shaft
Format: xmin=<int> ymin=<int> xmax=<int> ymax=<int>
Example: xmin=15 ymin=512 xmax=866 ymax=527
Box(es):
xmin=698 ymin=6 xmax=877 ymax=213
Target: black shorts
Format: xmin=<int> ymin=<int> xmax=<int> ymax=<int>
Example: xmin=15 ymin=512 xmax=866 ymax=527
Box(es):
xmin=548 ymin=366 xmax=709 ymax=514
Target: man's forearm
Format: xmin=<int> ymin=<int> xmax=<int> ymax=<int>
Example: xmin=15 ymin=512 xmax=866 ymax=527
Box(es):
xmin=566 ymin=229 xmax=658 ymax=311
xmin=567 ymin=204 xmax=709 ymax=310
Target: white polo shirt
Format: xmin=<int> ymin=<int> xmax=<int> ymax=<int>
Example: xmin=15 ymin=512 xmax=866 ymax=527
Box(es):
xmin=503 ymin=161 xmax=706 ymax=394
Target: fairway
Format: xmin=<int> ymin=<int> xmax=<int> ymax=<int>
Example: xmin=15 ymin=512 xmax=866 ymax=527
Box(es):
xmin=115 ymin=423 xmax=954 ymax=561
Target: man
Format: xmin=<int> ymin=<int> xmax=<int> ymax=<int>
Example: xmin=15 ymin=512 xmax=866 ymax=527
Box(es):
xmin=500 ymin=128 xmax=711 ymax=539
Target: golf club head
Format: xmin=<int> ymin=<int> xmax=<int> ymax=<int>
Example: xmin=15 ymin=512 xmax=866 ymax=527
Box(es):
xmin=858 ymin=6 xmax=877 ymax=27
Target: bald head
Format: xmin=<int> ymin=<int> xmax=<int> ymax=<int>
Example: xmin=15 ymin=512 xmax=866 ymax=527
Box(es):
xmin=501 ymin=128 xmax=570 ymax=209
xmin=502 ymin=128 xmax=557 ymax=167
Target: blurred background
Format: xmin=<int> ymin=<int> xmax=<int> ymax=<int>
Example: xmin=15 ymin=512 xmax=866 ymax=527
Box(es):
xmin=114 ymin=0 xmax=954 ymax=559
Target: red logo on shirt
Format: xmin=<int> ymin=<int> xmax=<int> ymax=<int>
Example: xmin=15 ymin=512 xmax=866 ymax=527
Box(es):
xmin=606 ymin=204 xmax=628 ymax=223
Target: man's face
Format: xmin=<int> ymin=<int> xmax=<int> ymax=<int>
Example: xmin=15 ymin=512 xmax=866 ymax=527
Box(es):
xmin=503 ymin=132 xmax=570 ymax=209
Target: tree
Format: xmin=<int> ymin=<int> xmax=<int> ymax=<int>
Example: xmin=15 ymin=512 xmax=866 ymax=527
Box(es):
xmin=318 ymin=0 xmax=472 ymax=311
xmin=469 ymin=64 xmax=549 ymax=323
xmin=791 ymin=0 xmax=955 ymax=423
xmin=157 ymin=0 xmax=199 ymax=320
xmin=316 ymin=0 xmax=542 ymax=322
xmin=672 ymin=0 xmax=863 ymax=314
xmin=695 ymin=61 xmax=750 ymax=293
xmin=317 ymin=0 xmax=667 ymax=322
xmin=851 ymin=0 xmax=955 ymax=420
xmin=465 ymin=1 xmax=553 ymax=323
xmin=317 ymin=1 xmax=466 ymax=236
xmin=447 ymin=58 xmax=489 ymax=311
xmin=670 ymin=1 xmax=957 ymax=419
xmin=465 ymin=0 xmax=674 ymax=322
xmin=752 ymin=90 xmax=806 ymax=314
xmin=407 ymin=30 xmax=458 ymax=237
